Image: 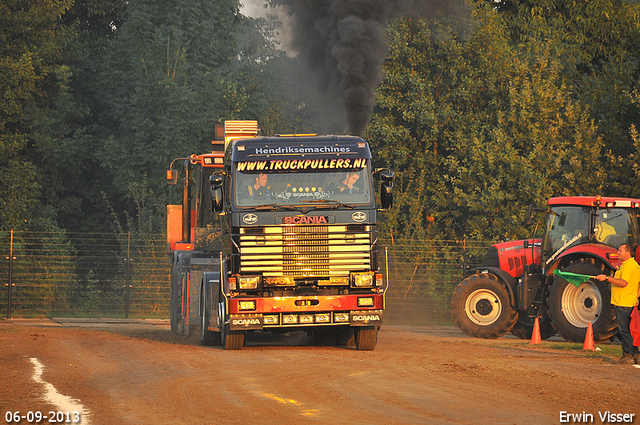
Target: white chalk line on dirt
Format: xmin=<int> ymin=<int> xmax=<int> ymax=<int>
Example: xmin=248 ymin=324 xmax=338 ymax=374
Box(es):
xmin=29 ymin=358 xmax=91 ymax=424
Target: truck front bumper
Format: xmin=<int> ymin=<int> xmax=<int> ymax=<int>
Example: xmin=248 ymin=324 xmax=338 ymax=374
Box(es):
xmin=226 ymin=294 xmax=383 ymax=330
xmin=228 ymin=309 xmax=383 ymax=330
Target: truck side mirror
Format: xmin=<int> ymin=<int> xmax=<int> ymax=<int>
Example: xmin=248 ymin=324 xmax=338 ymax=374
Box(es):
xmin=210 ymin=174 xmax=224 ymax=213
xmin=381 ymin=181 xmax=393 ymax=210
xmin=374 ymin=169 xmax=394 ymax=211
xmin=167 ymin=169 xmax=178 ymax=185
xmin=380 ymin=169 xmax=394 ymax=182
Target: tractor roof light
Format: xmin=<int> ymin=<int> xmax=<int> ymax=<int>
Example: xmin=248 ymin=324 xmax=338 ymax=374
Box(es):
xmin=594 ymin=195 xmax=602 ymax=206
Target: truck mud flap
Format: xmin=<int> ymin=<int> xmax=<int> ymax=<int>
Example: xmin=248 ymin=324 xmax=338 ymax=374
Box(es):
xmin=229 ymin=314 xmax=263 ymax=330
xmin=350 ymin=310 xmax=383 ymax=326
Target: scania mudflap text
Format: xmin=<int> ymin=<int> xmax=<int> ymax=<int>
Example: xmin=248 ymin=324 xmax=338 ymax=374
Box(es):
xmin=451 ymin=195 xmax=640 ymax=342
xmin=166 ymin=121 xmax=394 ymax=350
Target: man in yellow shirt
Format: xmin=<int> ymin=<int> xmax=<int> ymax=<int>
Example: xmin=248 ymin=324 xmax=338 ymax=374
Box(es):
xmin=596 ymin=243 xmax=640 ymax=364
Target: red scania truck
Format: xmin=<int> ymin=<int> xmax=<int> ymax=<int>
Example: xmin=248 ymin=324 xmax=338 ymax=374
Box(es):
xmin=167 ymin=121 xmax=394 ymax=350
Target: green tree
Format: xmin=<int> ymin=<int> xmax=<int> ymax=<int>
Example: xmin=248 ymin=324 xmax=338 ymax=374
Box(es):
xmin=483 ymin=0 xmax=640 ymax=196
xmin=487 ymin=0 xmax=640 ymax=67
xmin=25 ymin=0 xmax=131 ymax=233
xmin=0 ymin=0 xmax=73 ymax=231
xmin=81 ymin=0 xmax=287 ymax=231
xmin=624 ymin=85 xmax=640 ymax=198
xmin=369 ymin=7 xmax=605 ymax=241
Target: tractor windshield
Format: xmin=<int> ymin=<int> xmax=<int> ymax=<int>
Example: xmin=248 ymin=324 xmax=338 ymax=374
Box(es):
xmin=542 ymin=206 xmax=590 ymax=260
xmin=593 ymin=208 xmax=639 ymax=248
xmin=543 ymin=205 xmax=640 ymax=262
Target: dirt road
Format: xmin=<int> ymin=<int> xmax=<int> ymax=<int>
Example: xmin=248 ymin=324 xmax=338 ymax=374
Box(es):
xmin=1 ymin=319 xmax=638 ymax=425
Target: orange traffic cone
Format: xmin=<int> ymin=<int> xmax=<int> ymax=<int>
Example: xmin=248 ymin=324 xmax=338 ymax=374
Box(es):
xmin=530 ymin=317 xmax=541 ymax=345
xmin=583 ymin=322 xmax=595 ymax=351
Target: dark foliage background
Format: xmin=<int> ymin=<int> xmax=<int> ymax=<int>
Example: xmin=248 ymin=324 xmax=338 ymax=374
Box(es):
xmin=2 ymin=0 xmax=640 ymax=318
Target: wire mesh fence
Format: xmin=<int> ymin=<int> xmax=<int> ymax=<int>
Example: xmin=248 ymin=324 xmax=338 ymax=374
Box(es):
xmin=380 ymin=238 xmax=491 ymax=325
xmin=0 ymin=230 xmax=169 ymax=319
xmin=0 ymin=231 xmax=493 ymax=326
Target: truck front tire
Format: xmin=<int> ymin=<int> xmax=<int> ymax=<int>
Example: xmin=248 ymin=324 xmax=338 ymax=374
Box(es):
xmin=354 ymin=326 xmax=378 ymax=351
xmin=218 ymin=302 xmax=244 ymax=350
xmin=451 ymin=273 xmax=518 ymax=339
xmin=222 ymin=325 xmax=245 ymax=350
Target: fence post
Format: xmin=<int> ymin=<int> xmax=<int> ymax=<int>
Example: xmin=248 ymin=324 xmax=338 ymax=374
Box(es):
xmin=125 ymin=231 xmax=131 ymax=319
xmin=461 ymin=238 xmax=467 ymax=278
xmin=6 ymin=229 xmax=14 ymax=319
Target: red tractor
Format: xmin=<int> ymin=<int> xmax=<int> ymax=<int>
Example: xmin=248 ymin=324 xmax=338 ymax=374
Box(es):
xmin=451 ymin=196 xmax=640 ymax=342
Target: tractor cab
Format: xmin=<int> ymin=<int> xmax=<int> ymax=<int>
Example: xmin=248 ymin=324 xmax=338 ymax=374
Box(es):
xmin=541 ymin=196 xmax=640 ymax=268
xmin=451 ymin=194 xmax=640 ymax=344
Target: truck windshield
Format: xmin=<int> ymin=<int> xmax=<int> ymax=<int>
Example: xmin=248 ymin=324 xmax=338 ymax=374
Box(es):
xmin=234 ymin=168 xmax=371 ymax=207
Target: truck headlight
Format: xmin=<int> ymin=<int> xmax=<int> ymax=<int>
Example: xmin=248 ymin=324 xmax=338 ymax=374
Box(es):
xmin=351 ymin=273 xmax=374 ymax=287
xmin=239 ymin=275 xmax=261 ymax=290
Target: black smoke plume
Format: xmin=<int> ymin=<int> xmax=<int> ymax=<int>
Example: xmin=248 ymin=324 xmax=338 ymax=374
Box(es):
xmin=268 ymin=0 xmax=467 ymax=136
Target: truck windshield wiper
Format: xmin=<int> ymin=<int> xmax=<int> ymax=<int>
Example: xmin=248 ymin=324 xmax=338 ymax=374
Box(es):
xmin=250 ymin=204 xmax=299 ymax=211
xmin=299 ymin=199 xmax=355 ymax=209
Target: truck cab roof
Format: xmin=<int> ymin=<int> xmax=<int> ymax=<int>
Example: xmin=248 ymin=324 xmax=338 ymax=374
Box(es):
xmin=230 ymin=135 xmax=371 ymax=162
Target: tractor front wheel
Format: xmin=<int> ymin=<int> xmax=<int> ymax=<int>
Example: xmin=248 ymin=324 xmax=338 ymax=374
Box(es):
xmin=451 ymin=273 xmax=518 ymax=339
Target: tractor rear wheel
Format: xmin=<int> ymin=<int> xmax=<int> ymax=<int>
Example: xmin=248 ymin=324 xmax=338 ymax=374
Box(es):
xmin=451 ymin=273 xmax=518 ymax=339
xmin=547 ymin=258 xmax=616 ymax=343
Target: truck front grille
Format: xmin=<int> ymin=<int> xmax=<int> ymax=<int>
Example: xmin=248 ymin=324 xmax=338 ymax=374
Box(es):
xmin=238 ymin=225 xmax=372 ymax=277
